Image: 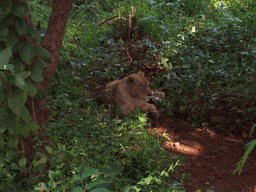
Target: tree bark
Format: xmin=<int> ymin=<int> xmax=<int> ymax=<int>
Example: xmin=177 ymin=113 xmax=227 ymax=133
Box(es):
xmin=13 ymin=0 xmax=73 ymax=169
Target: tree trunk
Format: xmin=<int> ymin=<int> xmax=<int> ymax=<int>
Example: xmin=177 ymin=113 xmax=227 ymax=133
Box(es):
xmin=13 ymin=0 xmax=73 ymax=175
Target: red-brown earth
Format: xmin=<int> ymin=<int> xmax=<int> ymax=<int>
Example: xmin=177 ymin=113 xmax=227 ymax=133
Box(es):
xmin=87 ymin=71 xmax=256 ymax=192
xmin=151 ymin=118 xmax=256 ymax=192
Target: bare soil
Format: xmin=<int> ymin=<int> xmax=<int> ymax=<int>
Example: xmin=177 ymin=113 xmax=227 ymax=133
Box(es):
xmin=151 ymin=118 xmax=256 ymax=192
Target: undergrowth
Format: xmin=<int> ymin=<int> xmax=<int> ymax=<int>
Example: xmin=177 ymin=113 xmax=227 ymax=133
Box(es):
xmin=1 ymin=0 xmax=256 ymax=191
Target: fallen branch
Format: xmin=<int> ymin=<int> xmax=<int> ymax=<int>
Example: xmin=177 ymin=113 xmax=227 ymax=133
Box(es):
xmin=98 ymin=15 xmax=118 ymax=26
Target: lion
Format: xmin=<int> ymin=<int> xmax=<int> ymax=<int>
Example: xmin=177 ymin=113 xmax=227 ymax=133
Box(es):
xmin=102 ymin=71 xmax=164 ymax=118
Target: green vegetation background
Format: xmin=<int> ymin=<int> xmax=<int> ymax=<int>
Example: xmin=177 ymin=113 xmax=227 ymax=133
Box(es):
xmin=1 ymin=0 xmax=256 ymax=191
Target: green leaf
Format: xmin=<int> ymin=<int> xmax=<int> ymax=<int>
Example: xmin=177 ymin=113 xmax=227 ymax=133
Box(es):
xmin=18 ymin=157 xmax=26 ymax=169
xmin=0 ymin=0 xmax=12 ymax=15
xmin=13 ymin=57 xmax=26 ymax=72
xmin=155 ymin=178 xmax=162 ymax=184
xmin=0 ymin=47 xmax=12 ymax=68
xmin=28 ymin=122 xmax=39 ymax=132
xmin=14 ymin=18 xmax=27 ymax=35
xmin=10 ymin=71 xmax=31 ymax=91
xmin=10 ymin=73 xmax=25 ymax=90
xmin=0 ymin=64 xmax=14 ymax=70
xmin=24 ymin=79 xmax=37 ymax=97
xmin=7 ymin=89 xmax=27 ymax=115
xmin=0 ymin=13 xmax=14 ymax=33
xmin=138 ymin=174 xmax=154 ymax=185
xmin=71 ymin=187 xmax=83 ymax=192
xmin=33 ymin=45 xmax=49 ymax=58
xmin=85 ymin=179 xmax=108 ymax=190
xmin=0 ymin=71 xmax=7 ymax=82
xmin=19 ymin=71 xmax=31 ymax=79
xmin=45 ymin=146 xmax=53 ymax=154
xmin=48 ymin=180 xmax=56 ymax=189
xmin=81 ymin=168 xmax=100 ymax=179
xmin=34 ymin=163 xmax=45 ymax=174
xmin=123 ymin=185 xmax=141 ymax=192
xmin=8 ymin=112 xmax=18 ymax=135
xmin=19 ymin=122 xmax=30 ymax=137
xmin=8 ymin=134 xmax=19 ymax=148
xmin=20 ymin=106 xmax=31 ymax=122
xmin=69 ymin=174 xmax=80 ymax=184
xmin=6 ymin=27 xmax=19 ymax=48
xmin=0 ymin=40 xmax=6 ymax=52
xmin=27 ymin=24 xmax=40 ymax=41
xmin=34 ymin=60 xmax=47 ymax=68
xmin=91 ymin=188 xmax=111 ymax=192
xmin=30 ymin=65 xmax=43 ymax=82
xmin=20 ymin=40 xmax=34 ymax=64
xmin=48 ymin=170 xmax=55 ymax=180
xmin=34 ymin=158 xmax=47 ymax=167
xmin=12 ymin=40 xmax=22 ymax=54
xmin=12 ymin=1 xmax=29 ymax=18
xmin=0 ymin=77 xmax=4 ymax=102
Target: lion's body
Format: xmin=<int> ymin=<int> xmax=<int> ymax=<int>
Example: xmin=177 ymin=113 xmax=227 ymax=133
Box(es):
xmin=102 ymin=71 xmax=160 ymax=118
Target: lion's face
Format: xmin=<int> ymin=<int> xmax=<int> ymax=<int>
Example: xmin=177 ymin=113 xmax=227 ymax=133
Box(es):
xmin=127 ymin=71 xmax=153 ymax=100
xmin=103 ymin=71 xmax=161 ymax=118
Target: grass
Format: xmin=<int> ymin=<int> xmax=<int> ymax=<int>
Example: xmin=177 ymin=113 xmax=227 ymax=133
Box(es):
xmin=0 ymin=0 xmax=255 ymax=191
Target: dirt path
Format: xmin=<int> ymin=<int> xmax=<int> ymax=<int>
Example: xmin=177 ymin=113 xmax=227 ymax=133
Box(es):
xmin=151 ymin=118 xmax=256 ymax=192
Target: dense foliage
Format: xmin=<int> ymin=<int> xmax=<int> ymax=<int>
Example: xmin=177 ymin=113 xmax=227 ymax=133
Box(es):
xmin=1 ymin=0 xmax=256 ymax=191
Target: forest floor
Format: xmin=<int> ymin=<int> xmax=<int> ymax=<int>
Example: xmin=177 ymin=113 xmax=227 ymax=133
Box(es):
xmin=151 ymin=118 xmax=256 ymax=192
xmin=88 ymin=70 xmax=256 ymax=192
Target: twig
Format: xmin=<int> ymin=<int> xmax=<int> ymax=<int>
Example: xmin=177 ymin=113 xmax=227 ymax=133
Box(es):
xmin=98 ymin=15 xmax=118 ymax=26
xmin=89 ymin=8 xmax=98 ymax=16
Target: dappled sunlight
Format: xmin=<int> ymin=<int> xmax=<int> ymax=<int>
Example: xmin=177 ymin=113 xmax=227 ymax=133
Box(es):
xmin=162 ymin=140 xmax=202 ymax=156
xmin=151 ymin=118 xmax=256 ymax=192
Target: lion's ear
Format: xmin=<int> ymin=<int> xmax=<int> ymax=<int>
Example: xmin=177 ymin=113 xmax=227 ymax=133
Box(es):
xmin=137 ymin=71 xmax=145 ymax=77
xmin=127 ymin=76 xmax=135 ymax=85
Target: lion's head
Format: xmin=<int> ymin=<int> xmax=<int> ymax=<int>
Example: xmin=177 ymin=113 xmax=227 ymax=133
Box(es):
xmin=126 ymin=71 xmax=153 ymax=100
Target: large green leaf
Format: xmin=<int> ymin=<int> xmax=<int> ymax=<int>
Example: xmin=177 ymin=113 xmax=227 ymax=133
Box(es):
xmin=20 ymin=106 xmax=31 ymax=122
xmin=30 ymin=65 xmax=43 ymax=82
xmin=14 ymin=18 xmax=27 ymax=35
xmin=12 ymin=1 xmax=29 ymax=18
xmin=91 ymin=188 xmax=110 ymax=192
xmin=138 ymin=174 xmax=154 ymax=185
xmin=24 ymin=79 xmax=37 ymax=97
xmin=18 ymin=157 xmax=27 ymax=169
xmin=0 ymin=47 xmax=12 ymax=68
xmin=0 ymin=0 xmax=12 ymax=15
xmin=20 ymin=40 xmax=34 ymax=64
xmin=34 ymin=60 xmax=47 ymax=68
xmin=0 ymin=64 xmax=14 ymax=70
xmin=0 ymin=71 xmax=7 ymax=83
xmin=29 ymin=122 xmax=39 ymax=132
xmin=19 ymin=122 xmax=30 ymax=137
xmin=8 ymin=112 xmax=18 ymax=135
xmin=0 ymin=40 xmax=6 ymax=52
xmin=13 ymin=57 xmax=26 ymax=73
xmin=81 ymin=168 xmax=100 ymax=179
xmin=18 ymin=71 xmax=31 ymax=79
xmin=12 ymin=40 xmax=22 ymax=54
xmin=8 ymin=134 xmax=19 ymax=148
xmin=27 ymin=24 xmax=40 ymax=41
xmin=7 ymin=89 xmax=27 ymax=115
xmin=0 ymin=13 xmax=14 ymax=33
xmin=123 ymin=185 xmax=141 ymax=192
xmin=10 ymin=73 xmax=25 ymax=90
xmin=33 ymin=45 xmax=49 ymax=58
xmin=19 ymin=121 xmax=39 ymax=136
xmin=0 ymin=78 xmax=3 ymax=103
xmin=10 ymin=71 xmax=31 ymax=91
xmin=85 ymin=179 xmax=108 ymax=190
xmin=6 ymin=27 xmax=19 ymax=48
xmin=71 ymin=187 xmax=83 ymax=192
